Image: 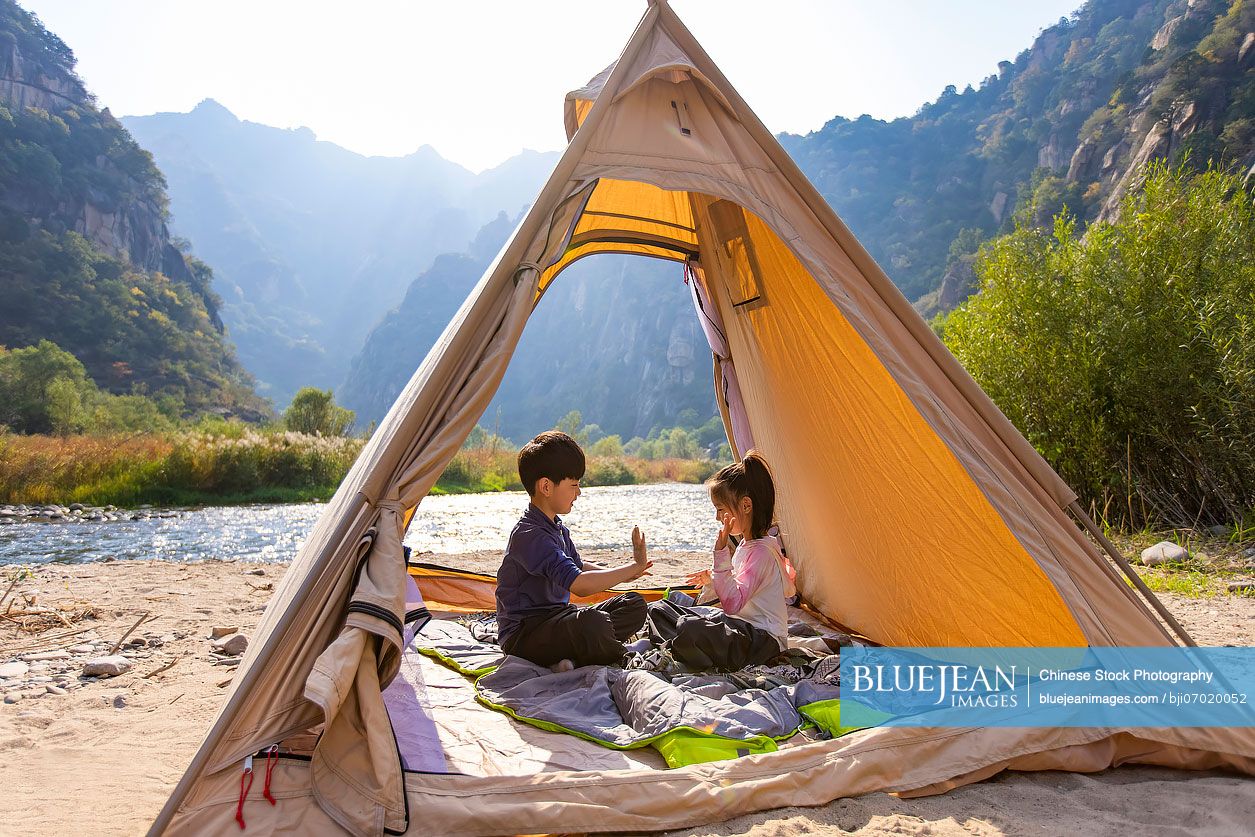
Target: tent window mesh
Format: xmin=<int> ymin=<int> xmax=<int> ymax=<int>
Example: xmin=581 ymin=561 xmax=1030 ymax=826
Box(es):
xmin=708 ymin=200 xmax=763 ymax=307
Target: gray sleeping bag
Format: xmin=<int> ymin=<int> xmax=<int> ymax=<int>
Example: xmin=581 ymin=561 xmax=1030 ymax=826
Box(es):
xmin=412 ymin=620 xmax=843 ymax=759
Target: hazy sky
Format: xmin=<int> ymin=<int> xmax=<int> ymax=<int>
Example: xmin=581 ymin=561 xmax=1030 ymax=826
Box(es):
xmin=21 ymin=0 xmax=1081 ymax=172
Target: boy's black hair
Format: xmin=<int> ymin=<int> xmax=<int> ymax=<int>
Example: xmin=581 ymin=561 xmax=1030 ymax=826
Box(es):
xmin=518 ymin=430 xmax=586 ymax=496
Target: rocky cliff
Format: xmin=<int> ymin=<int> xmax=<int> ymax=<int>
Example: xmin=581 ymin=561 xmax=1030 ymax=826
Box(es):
xmin=0 ymin=1 xmax=263 ymax=417
xmin=341 ymin=213 xmax=716 ymax=440
xmin=784 ymin=0 xmax=1253 ymax=314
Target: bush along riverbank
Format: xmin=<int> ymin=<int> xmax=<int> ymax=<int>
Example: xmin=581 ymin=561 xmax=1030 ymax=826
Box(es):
xmin=0 ymin=429 xmax=363 ymax=508
xmin=0 ymin=428 xmax=724 ymax=508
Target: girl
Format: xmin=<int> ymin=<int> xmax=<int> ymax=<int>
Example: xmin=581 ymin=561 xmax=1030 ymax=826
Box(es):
xmin=646 ymin=451 xmax=796 ymax=670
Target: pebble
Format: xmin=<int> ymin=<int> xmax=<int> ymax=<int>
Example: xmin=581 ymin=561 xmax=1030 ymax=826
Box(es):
xmin=46 ymin=686 xmax=67 ymax=696
xmin=112 ymin=694 xmax=127 ymax=708
xmin=1140 ymin=541 xmax=1188 ymax=566
xmin=82 ymin=656 xmax=132 ymax=678
xmin=1228 ymin=581 xmax=1254 ymax=593
xmin=0 ymin=503 xmax=168 ymax=525
xmin=245 ymin=568 xmax=266 ymax=576
xmin=4 ymin=692 xmax=21 ymax=704
xmin=0 ymin=662 xmax=30 ymax=679
xmin=68 ymin=645 xmax=95 ymax=654
xmin=213 ymin=633 xmax=249 ymax=657
xmin=211 ymin=626 xmax=239 ymax=639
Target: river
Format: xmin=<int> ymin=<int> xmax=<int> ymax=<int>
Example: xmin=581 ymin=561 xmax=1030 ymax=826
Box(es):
xmin=0 ymin=483 xmax=715 ymax=566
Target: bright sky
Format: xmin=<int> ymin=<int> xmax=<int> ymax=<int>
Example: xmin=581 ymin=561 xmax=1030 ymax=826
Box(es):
xmin=21 ymin=0 xmax=1082 ymax=172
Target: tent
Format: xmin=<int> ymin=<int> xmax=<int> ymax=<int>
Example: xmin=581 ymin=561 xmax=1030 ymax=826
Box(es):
xmin=151 ymin=1 xmax=1255 ymax=834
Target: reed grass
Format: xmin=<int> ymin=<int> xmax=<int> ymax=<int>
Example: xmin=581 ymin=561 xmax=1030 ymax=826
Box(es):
xmin=430 ymin=449 xmax=719 ymax=495
xmin=0 ymin=431 xmax=722 ymax=505
xmin=0 ymin=430 xmax=363 ymax=506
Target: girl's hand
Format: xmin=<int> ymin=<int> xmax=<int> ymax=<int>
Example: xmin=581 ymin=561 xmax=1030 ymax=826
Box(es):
xmin=714 ymin=512 xmax=733 ymax=552
xmin=686 ymin=569 xmax=712 ymax=587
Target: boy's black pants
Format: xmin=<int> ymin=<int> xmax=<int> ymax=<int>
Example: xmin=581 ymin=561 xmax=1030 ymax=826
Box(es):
xmin=645 ymin=598 xmax=782 ymax=671
xmin=502 ymin=592 xmax=646 ymax=667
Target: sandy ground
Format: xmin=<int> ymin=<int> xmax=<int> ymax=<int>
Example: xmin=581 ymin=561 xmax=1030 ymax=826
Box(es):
xmin=0 ymin=555 xmax=1252 ymax=836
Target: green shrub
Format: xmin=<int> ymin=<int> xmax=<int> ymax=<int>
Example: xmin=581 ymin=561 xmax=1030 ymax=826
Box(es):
xmin=588 ymin=435 xmax=624 ymax=457
xmin=585 ymin=457 xmax=637 ymax=486
xmin=283 ymin=387 xmax=355 ymax=436
xmin=439 ymin=451 xmax=484 ymax=488
xmin=940 ymin=162 xmax=1255 ymax=528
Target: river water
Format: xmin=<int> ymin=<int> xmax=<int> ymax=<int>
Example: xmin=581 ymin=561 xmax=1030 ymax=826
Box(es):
xmin=0 ymin=483 xmax=715 ymax=566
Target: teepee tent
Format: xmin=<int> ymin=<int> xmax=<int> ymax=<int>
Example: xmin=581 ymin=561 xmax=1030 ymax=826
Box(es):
xmin=152 ymin=2 xmax=1255 ymax=834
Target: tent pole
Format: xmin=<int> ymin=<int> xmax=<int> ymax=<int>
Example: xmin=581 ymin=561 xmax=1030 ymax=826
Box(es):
xmin=1067 ymin=501 xmax=1197 ymax=647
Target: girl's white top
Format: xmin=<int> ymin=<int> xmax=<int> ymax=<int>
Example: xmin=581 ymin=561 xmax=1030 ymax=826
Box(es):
xmin=711 ymin=536 xmax=791 ymax=648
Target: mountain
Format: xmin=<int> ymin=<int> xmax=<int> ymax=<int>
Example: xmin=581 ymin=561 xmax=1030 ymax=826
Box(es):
xmin=341 ymin=214 xmax=716 ymax=441
xmin=0 ymin=0 xmax=266 ymax=418
xmin=339 ymin=213 xmax=517 ymax=424
xmin=122 ymin=102 xmax=558 ymax=405
xmin=783 ymin=0 xmax=1254 ymax=315
xmin=341 ymin=0 xmax=1253 ymax=440
xmin=489 ymin=255 xmax=714 ymax=442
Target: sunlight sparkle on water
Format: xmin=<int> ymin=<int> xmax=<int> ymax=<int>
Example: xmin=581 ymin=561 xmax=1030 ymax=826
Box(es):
xmin=0 ymin=483 xmax=713 ymax=565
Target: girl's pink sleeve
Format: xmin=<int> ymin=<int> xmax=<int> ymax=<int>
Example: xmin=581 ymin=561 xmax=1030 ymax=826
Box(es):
xmin=711 ymin=542 xmax=775 ymax=615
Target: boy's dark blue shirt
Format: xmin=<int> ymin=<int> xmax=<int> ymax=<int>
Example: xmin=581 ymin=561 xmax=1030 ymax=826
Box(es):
xmin=495 ymin=503 xmax=583 ymax=644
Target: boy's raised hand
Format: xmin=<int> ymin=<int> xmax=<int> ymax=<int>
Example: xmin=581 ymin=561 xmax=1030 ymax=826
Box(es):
xmin=631 ymin=525 xmax=652 ymax=578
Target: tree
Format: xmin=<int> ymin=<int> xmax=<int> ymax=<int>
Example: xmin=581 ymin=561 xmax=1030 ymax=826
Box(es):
xmin=0 ymin=340 xmax=95 ymax=433
xmin=283 ymin=387 xmax=355 ymax=436
xmin=45 ymin=375 xmax=87 ymax=435
xmin=663 ymin=427 xmax=700 ymax=459
xmin=555 ymin=410 xmax=583 ymax=437
xmin=588 ymin=435 xmax=624 ymax=457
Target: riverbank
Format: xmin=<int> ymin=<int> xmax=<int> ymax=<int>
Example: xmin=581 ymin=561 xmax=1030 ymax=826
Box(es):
xmin=0 ymin=430 xmax=721 ymax=506
xmin=1 ymin=557 xmax=1253 ymax=836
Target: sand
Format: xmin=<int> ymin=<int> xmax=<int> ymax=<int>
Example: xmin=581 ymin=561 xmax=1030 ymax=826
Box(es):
xmin=0 ymin=555 xmax=1252 ymax=836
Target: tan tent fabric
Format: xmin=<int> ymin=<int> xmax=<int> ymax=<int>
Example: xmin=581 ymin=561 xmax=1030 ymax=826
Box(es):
xmin=153 ymin=2 xmax=1252 ymax=835
xmin=167 ymin=725 xmax=1255 ymax=836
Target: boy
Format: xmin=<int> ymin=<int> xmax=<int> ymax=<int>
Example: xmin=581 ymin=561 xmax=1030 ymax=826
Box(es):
xmin=495 ymin=430 xmax=651 ymax=670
